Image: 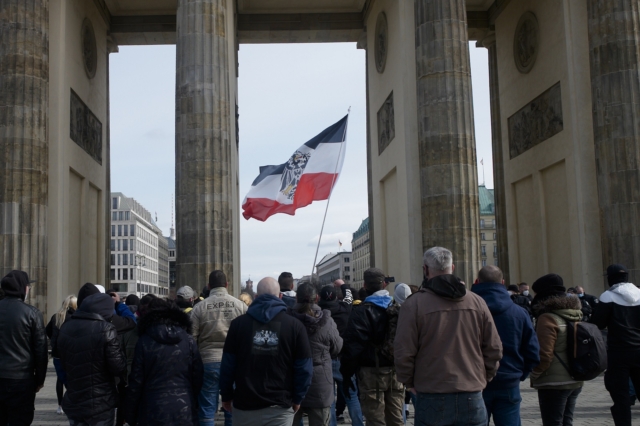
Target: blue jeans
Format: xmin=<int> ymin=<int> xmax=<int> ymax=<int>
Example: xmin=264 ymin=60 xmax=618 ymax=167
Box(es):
xmin=415 ymin=391 xmax=486 ymax=426
xmin=199 ymin=362 xmax=232 ymax=426
xmin=330 ymin=359 xmax=364 ymax=426
xmin=482 ymin=387 xmax=521 ymax=426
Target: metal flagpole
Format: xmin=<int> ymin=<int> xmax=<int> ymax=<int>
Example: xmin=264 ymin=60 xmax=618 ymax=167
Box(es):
xmin=311 ymin=108 xmax=351 ymax=277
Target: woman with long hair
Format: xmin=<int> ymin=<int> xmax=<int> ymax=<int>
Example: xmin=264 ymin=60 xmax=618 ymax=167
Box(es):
xmin=287 ymin=282 xmax=343 ymax=426
xmin=45 ymin=294 xmax=78 ymax=415
xmin=124 ymin=298 xmax=203 ymax=425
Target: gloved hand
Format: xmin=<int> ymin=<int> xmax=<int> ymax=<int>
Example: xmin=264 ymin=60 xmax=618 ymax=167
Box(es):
xmin=342 ymin=376 xmax=356 ymax=398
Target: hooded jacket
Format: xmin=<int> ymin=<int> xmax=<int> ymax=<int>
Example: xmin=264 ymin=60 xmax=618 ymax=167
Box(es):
xmin=125 ymin=305 xmax=204 ymax=426
xmin=531 ymin=296 xmax=583 ymax=390
xmin=394 ymin=275 xmax=503 ymax=393
xmin=219 ymin=294 xmax=313 ymax=410
xmin=318 ymin=284 xmax=353 ymax=338
xmin=591 ymin=282 xmax=640 ymax=352
xmin=0 ymin=271 xmax=47 ymax=385
xmin=57 ymin=293 xmax=127 ymax=422
xmin=287 ymin=305 xmax=342 ymax=408
xmin=472 ymin=282 xmax=540 ymax=390
xmin=191 ymin=286 xmax=248 ymax=363
xmin=340 ymin=290 xmax=394 ymax=381
xmin=281 ymin=290 xmax=297 ymax=308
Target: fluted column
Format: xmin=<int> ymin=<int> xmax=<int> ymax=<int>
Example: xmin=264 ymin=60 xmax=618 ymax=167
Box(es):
xmin=588 ymin=0 xmax=640 ymax=283
xmin=175 ymin=0 xmax=235 ymax=289
xmin=415 ymin=0 xmax=480 ymax=285
xmin=482 ymin=34 xmax=510 ymax=283
xmin=0 ymin=0 xmax=49 ymax=308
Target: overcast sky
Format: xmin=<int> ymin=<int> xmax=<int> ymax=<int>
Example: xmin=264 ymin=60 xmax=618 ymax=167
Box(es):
xmin=109 ymin=42 xmax=492 ymax=283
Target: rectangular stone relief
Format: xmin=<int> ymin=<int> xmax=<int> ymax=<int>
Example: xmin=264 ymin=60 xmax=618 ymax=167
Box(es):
xmin=70 ymin=89 xmax=102 ymax=164
xmin=377 ymin=91 xmax=395 ymax=155
xmin=508 ymin=82 xmax=563 ymax=159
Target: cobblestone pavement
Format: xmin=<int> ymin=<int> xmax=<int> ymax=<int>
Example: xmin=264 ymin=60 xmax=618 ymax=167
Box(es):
xmin=34 ymin=362 xmax=627 ymax=425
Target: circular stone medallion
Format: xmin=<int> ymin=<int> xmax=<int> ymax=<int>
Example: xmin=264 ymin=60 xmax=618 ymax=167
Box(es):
xmin=81 ymin=18 xmax=97 ymax=79
xmin=513 ymin=11 xmax=539 ymax=74
xmin=374 ymin=12 xmax=388 ymax=74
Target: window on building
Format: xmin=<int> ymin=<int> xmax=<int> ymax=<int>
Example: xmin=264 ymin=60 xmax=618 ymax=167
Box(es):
xmin=480 ymin=219 xmax=485 ymax=228
xmin=345 ymin=275 xmax=351 ymax=281
xmin=119 ymin=211 xmax=124 ymax=221
xmin=494 ymin=259 xmax=499 ymax=266
xmin=130 ymin=254 xmax=134 ymax=265
xmin=110 ymin=269 xmax=115 ymax=280
xmin=118 ymin=254 xmax=122 ymax=265
xmin=344 ymin=257 xmax=350 ymax=262
xmin=111 ymin=225 xmax=115 ymax=237
xmin=112 ymin=197 xmax=118 ymax=210
xmin=130 ymin=239 xmax=135 ymax=251
xmin=481 ymin=233 xmax=486 ymax=240
xmin=124 ymin=254 xmax=129 ymax=266
xmin=123 ymin=269 xmax=128 ymax=280
xmin=493 ymin=233 xmax=496 ymax=240
xmin=112 ymin=211 xmax=117 ymax=221
xmin=137 ymin=283 xmax=141 ymax=292
xmin=345 ymin=266 xmax=350 ymax=272
xmin=130 ymin=268 xmax=134 ymax=280
xmin=492 ymin=219 xmax=496 ymax=228
xmin=124 ymin=226 xmax=128 ymax=237
xmin=110 ymin=239 xmax=115 ymax=251
xmin=117 ymin=239 xmax=121 ymax=251
xmin=123 ymin=239 xmax=128 ymax=251
xmin=481 ymin=245 xmax=487 ymax=256
xmin=110 ymin=254 xmax=115 ymax=266
xmin=130 ymin=224 xmax=135 ymax=236
xmin=118 ymin=225 xmax=122 ymax=236
xmin=125 ymin=212 xmax=130 ymax=220
xmin=482 ymin=260 xmax=487 ymax=266
xmin=117 ymin=269 xmax=121 ymax=280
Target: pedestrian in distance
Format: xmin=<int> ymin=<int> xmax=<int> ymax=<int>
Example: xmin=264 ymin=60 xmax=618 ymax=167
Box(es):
xmin=124 ymin=298 xmax=204 ymax=426
xmin=191 ymin=270 xmax=248 ymax=426
xmin=0 ymin=270 xmax=48 ymax=426
xmin=279 ymin=271 xmax=297 ymax=308
xmin=591 ymin=264 xmax=640 ymax=426
xmin=219 ymin=277 xmax=313 ymax=426
xmin=125 ymin=294 xmax=140 ymax=314
xmin=509 ymin=284 xmax=534 ymax=319
xmin=394 ymin=247 xmax=503 ymax=426
xmin=472 ymin=266 xmax=540 ymax=426
xmin=341 ymin=268 xmax=405 ymax=426
xmin=57 ymin=293 xmax=127 ymax=426
xmin=46 ymin=294 xmax=78 ymax=415
xmin=519 ymin=283 xmax=533 ymax=302
xmin=287 ymin=282 xmax=343 ymax=426
xmin=76 ymin=283 xmax=136 ymax=334
xmin=175 ymin=285 xmax=197 ymax=315
xmin=529 ymin=274 xmax=584 ymax=426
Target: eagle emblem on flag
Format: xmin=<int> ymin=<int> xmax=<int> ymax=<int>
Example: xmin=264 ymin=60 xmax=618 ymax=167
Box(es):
xmin=280 ymin=150 xmax=312 ymax=200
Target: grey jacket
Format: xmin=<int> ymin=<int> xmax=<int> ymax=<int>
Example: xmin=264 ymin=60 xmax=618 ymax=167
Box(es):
xmin=287 ymin=304 xmax=342 ymax=408
xmin=191 ymin=287 xmax=248 ymax=363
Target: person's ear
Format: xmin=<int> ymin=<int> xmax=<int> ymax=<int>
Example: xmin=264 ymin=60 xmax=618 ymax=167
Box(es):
xmin=502 ymin=279 xmax=505 ymax=285
xmin=225 ymin=282 xmax=229 ymax=288
xmin=279 ymin=293 xmax=283 ymax=300
xmin=423 ymin=265 xmax=428 ymax=278
xmin=451 ymin=264 xmax=455 ymax=273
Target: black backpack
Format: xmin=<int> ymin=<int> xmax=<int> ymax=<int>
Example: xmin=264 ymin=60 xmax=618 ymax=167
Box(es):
xmin=554 ymin=319 xmax=607 ymax=381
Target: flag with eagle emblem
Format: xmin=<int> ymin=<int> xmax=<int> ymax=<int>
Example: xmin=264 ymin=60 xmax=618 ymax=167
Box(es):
xmin=242 ymin=115 xmax=349 ymax=221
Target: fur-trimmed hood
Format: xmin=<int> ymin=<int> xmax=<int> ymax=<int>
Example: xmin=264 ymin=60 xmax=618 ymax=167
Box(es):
xmin=137 ymin=305 xmax=192 ymax=345
xmin=533 ymin=295 xmax=583 ymax=322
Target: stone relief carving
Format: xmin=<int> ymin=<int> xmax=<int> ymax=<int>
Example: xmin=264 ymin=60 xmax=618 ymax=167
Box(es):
xmin=508 ymin=82 xmax=563 ymax=159
xmin=70 ymin=89 xmax=103 ymax=164
xmin=82 ymin=18 xmax=97 ymax=79
xmin=377 ymin=92 xmax=395 ymax=155
xmin=375 ymin=12 xmax=388 ymax=74
xmin=513 ymin=12 xmax=539 ymax=74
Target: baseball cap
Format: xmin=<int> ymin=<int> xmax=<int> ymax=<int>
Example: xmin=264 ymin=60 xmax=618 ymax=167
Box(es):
xmin=176 ymin=285 xmax=195 ymax=299
xmin=604 ymin=264 xmax=628 ymax=276
xmin=363 ymin=268 xmax=385 ymax=284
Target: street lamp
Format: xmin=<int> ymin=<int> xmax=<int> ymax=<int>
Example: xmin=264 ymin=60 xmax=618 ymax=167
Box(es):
xmin=135 ymin=254 xmax=146 ymax=296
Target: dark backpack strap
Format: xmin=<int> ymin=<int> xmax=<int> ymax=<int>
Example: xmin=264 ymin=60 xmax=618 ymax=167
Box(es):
xmin=553 ymin=351 xmax=573 ymax=378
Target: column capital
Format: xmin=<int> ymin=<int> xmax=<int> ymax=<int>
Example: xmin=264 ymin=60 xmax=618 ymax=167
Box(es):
xmin=480 ymin=32 xmax=496 ymax=49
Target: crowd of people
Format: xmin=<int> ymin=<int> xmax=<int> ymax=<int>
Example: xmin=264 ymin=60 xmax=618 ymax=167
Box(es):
xmin=0 ymin=247 xmax=638 ymax=426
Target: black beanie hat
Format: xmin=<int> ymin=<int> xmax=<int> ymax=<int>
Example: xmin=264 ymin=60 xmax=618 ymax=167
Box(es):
xmin=319 ymin=285 xmax=338 ymax=302
xmin=0 ymin=270 xmax=32 ymax=300
xmin=77 ymin=283 xmax=100 ymax=307
xmin=532 ymin=274 xmax=566 ymax=298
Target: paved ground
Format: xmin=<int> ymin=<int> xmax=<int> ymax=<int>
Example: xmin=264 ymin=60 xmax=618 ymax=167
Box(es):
xmin=33 ymin=361 xmax=626 ymax=425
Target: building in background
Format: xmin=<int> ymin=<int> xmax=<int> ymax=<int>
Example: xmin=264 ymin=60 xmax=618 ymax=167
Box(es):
xmin=479 ymin=185 xmax=497 ymax=268
xmin=110 ymin=192 xmax=169 ymax=297
xmin=167 ymin=224 xmax=176 ymax=297
xmin=351 ymin=218 xmax=370 ymax=289
xmin=316 ymin=252 xmax=352 ymax=286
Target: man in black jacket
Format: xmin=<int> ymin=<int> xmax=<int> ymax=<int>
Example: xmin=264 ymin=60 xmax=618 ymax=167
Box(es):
xmin=279 ymin=271 xmax=297 ymax=308
xmin=591 ymin=264 xmax=640 ymax=426
xmin=0 ymin=270 xmax=47 ymax=426
xmin=340 ymin=268 xmax=404 ymax=426
xmin=58 ymin=293 xmax=127 ymax=426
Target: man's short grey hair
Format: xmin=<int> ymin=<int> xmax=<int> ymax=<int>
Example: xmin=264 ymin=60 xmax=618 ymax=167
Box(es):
xmin=423 ymin=247 xmax=453 ymax=273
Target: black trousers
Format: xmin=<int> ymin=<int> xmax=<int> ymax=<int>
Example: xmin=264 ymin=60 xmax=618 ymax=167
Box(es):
xmin=0 ymin=377 xmax=36 ymax=426
xmin=605 ymin=350 xmax=640 ymax=426
xmin=537 ymin=387 xmax=582 ymax=426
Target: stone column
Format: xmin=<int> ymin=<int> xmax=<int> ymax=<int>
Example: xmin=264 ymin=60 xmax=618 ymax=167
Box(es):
xmin=587 ymin=0 xmax=640 ymax=283
xmin=482 ymin=34 xmax=510 ymax=283
xmin=415 ymin=0 xmax=480 ymax=285
xmin=0 ymin=0 xmax=49 ymax=309
xmin=175 ymin=0 xmax=235 ymax=290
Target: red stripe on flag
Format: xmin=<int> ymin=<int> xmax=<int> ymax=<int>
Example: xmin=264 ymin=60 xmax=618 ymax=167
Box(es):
xmin=242 ymin=172 xmax=338 ymax=221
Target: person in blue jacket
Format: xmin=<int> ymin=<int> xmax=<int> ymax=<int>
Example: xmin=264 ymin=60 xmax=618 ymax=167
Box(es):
xmin=472 ymin=265 xmax=541 ymax=426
